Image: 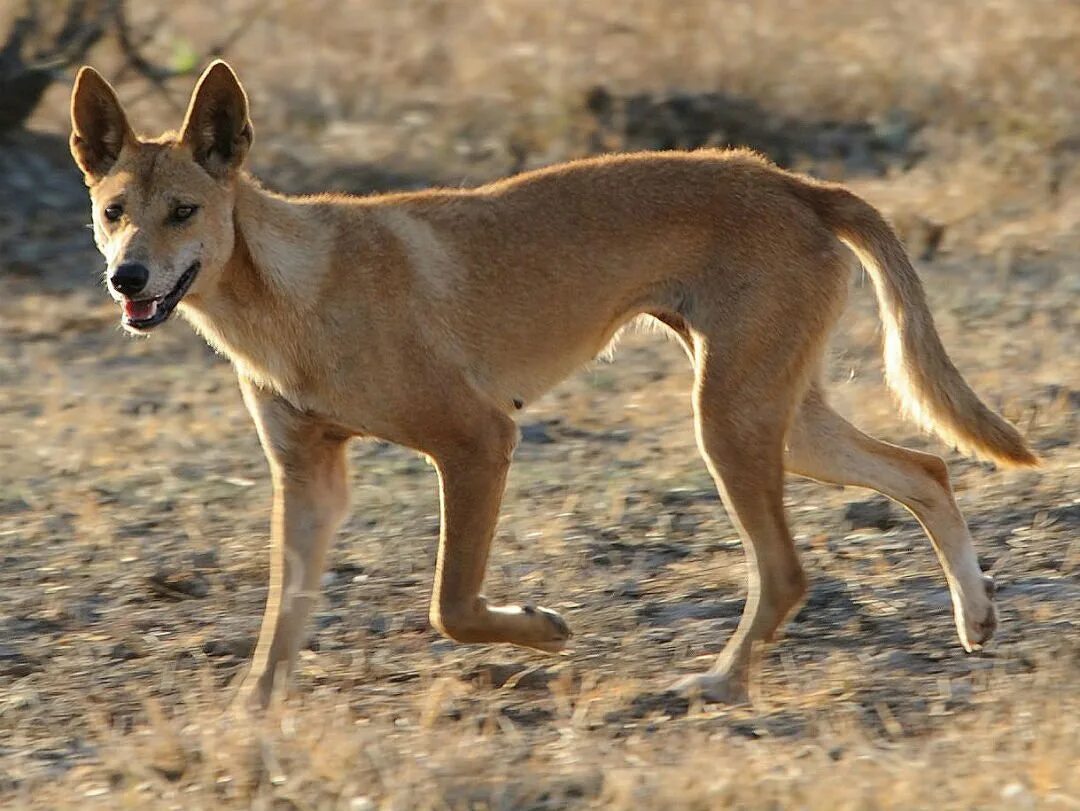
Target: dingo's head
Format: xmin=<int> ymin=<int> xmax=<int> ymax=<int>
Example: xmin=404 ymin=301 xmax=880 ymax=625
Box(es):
xmin=70 ymin=61 xmax=252 ymax=333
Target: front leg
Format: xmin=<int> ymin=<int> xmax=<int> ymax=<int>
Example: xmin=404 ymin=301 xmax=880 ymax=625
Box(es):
xmin=427 ymin=411 xmax=572 ymax=652
xmin=236 ymin=379 xmax=350 ymax=708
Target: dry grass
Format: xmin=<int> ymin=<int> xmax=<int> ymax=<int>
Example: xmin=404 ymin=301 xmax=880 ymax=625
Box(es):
xmin=2 ymin=1 xmax=1079 ymax=808
xmin=12 ymin=655 xmax=1080 ymax=810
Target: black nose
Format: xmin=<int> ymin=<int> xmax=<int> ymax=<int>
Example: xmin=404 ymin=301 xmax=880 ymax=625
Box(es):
xmin=110 ymin=263 xmax=150 ymax=296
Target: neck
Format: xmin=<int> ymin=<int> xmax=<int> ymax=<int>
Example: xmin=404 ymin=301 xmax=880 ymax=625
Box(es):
xmin=180 ymin=174 xmax=327 ymax=393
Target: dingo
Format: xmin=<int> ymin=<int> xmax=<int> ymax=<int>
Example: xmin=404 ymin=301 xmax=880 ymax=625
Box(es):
xmin=70 ymin=61 xmax=1036 ymax=707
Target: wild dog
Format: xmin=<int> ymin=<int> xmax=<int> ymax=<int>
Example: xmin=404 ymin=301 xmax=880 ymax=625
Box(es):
xmin=70 ymin=61 xmax=1036 ymax=708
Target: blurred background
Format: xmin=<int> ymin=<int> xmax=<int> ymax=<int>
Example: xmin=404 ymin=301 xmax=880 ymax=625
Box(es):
xmin=1 ymin=1 xmax=1077 ymax=809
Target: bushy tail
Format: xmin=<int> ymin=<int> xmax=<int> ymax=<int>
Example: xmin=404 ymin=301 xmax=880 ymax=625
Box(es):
xmin=792 ymin=180 xmax=1038 ymax=468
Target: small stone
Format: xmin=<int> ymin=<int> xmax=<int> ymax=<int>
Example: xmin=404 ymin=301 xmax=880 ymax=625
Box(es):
xmin=430 ymin=640 xmax=456 ymax=657
xmin=147 ymin=569 xmax=210 ymax=599
xmin=660 ymin=488 xmax=719 ymax=506
xmin=202 ymin=635 xmax=256 ymax=659
xmin=843 ymin=498 xmax=897 ymax=531
xmin=0 ymin=496 xmax=31 ymax=515
xmin=0 ymin=654 xmax=39 ymax=678
xmin=367 ymin=614 xmax=390 ymax=636
xmin=189 ymin=550 xmax=219 ymax=570
xmin=465 ymin=662 xmax=554 ymax=689
xmin=109 ymin=641 xmax=145 ymax=661
xmin=644 ymin=628 xmax=676 ymax=644
xmin=520 ymin=422 xmax=556 ymax=444
xmin=608 ymin=579 xmax=642 ymax=599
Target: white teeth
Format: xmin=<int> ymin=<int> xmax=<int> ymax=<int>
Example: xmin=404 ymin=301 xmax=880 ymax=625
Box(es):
xmin=148 ymin=300 xmax=159 ymax=316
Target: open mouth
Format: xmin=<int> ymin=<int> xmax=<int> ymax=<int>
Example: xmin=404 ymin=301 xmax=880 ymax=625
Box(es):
xmin=121 ymin=262 xmax=200 ymax=331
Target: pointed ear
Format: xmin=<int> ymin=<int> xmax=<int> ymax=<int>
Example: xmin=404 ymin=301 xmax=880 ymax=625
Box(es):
xmin=70 ymin=67 xmax=135 ymax=183
xmin=180 ymin=61 xmax=253 ymax=178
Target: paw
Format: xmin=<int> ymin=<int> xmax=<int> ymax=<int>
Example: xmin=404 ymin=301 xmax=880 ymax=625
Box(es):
xmin=232 ymin=662 xmax=293 ymax=713
xmin=518 ymin=604 xmax=572 ymax=653
xmin=953 ymin=575 xmax=998 ymax=652
xmin=668 ymin=671 xmax=750 ymax=705
xmin=232 ymin=674 xmax=273 ymax=713
xmin=959 ymin=602 xmax=997 ymax=652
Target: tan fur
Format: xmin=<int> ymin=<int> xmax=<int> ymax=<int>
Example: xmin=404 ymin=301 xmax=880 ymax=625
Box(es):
xmin=71 ymin=62 xmax=1036 ymax=708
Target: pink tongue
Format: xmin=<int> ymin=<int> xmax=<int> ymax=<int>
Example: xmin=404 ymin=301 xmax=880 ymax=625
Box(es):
xmin=123 ymin=299 xmax=158 ymax=321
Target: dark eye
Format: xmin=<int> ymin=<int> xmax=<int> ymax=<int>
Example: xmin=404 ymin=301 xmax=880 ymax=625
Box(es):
xmin=172 ymin=204 xmax=197 ymax=223
xmin=103 ymin=204 xmax=123 ymax=222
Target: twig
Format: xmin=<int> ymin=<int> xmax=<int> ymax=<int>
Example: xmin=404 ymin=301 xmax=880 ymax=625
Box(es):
xmin=112 ymin=0 xmax=263 ymax=110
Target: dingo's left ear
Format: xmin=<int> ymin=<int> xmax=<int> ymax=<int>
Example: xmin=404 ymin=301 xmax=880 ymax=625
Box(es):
xmin=70 ymin=67 xmax=135 ymax=183
xmin=180 ymin=60 xmax=253 ymax=178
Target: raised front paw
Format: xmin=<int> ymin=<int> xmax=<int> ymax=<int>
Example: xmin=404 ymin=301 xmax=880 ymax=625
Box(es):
xmin=517 ymin=603 xmax=573 ymax=652
xmin=432 ymin=599 xmax=573 ymax=652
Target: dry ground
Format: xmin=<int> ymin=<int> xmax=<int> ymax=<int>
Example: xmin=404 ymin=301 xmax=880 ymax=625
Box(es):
xmin=1 ymin=1 xmax=1078 ymax=809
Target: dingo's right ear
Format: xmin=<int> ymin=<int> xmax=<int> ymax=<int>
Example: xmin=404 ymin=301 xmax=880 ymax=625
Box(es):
xmin=70 ymin=67 xmax=134 ymax=183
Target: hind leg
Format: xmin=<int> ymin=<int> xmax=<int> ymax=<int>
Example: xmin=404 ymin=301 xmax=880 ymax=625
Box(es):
xmin=670 ymin=343 xmax=810 ymax=703
xmin=785 ymin=386 xmax=996 ymax=650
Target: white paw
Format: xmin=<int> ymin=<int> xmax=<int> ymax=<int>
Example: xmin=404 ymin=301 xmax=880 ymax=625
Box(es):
xmin=668 ymin=671 xmax=750 ymax=704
